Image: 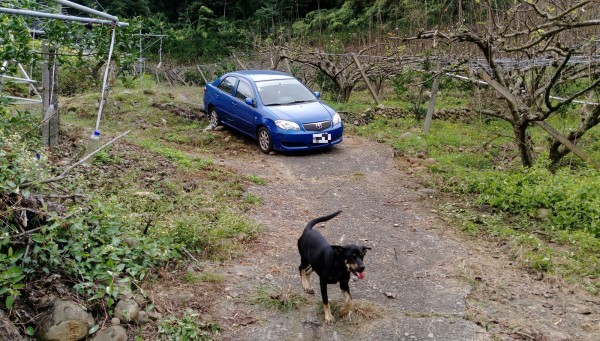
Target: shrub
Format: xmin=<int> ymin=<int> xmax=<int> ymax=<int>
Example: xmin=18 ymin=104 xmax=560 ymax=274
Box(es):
xmin=0 ymin=107 xmax=178 ymax=310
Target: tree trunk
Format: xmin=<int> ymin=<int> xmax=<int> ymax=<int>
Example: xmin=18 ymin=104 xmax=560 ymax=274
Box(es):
xmin=337 ymin=84 xmax=354 ymax=102
xmin=514 ymin=123 xmax=534 ymax=167
xmin=549 ymin=104 xmax=600 ymax=167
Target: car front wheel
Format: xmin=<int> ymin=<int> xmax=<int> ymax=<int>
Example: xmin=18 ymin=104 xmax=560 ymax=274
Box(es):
xmin=209 ymin=107 xmax=220 ymax=128
xmin=257 ymin=127 xmax=273 ymax=154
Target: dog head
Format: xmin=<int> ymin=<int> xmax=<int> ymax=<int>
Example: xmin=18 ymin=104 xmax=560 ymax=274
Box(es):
xmin=331 ymin=244 xmax=371 ymax=279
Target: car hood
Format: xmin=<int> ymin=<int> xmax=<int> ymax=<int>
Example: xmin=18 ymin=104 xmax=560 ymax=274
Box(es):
xmin=266 ymin=101 xmax=333 ymax=123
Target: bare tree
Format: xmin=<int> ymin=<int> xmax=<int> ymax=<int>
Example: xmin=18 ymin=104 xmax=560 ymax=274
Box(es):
xmin=396 ymin=0 xmax=600 ymax=168
xmin=277 ymin=43 xmax=400 ymax=102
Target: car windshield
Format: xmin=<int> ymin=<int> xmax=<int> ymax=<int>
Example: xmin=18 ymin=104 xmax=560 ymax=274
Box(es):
xmin=256 ymin=78 xmax=317 ymax=106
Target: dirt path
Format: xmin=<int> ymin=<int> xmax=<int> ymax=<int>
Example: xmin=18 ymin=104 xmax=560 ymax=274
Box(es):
xmin=206 ymin=136 xmax=490 ymax=340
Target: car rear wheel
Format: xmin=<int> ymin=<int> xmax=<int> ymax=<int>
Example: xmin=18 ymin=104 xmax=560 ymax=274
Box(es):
xmin=209 ymin=107 xmax=220 ymax=128
xmin=257 ymin=127 xmax=273 ymax=154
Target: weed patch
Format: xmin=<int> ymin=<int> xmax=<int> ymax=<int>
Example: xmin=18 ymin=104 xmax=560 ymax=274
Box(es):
xmin=249 ymin=285 xmax=308 ymax=312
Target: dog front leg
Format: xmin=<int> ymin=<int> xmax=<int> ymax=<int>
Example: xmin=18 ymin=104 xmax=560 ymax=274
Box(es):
xmin=339 ymin=280 xmax=353 ymax=317
xmin=320 ymin=280 xmax=334 ymax=325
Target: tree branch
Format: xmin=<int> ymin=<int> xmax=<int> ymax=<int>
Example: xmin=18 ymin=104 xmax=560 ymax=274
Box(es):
xmin=21 ymin=130 xmax=131 ymax=188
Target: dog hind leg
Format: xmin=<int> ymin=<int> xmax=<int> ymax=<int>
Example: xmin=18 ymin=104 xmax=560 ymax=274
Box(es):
xmin=299 ymin=264 xmax=314 ymax=294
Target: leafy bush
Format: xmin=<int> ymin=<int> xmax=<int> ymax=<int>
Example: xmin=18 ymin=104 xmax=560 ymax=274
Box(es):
xmin=159 ymin=312 xmax=219 ymax=341
xmin=1 ymin=108 xmax=43 ymax=309
xmin=59 ymin=63 xmax=97 ymax=96
xmin=0 ymin=107 xmax=179 ymax=310
xmin=392 ymin=71 xmax=416 ymax=100
xmin=465 ymin=167 xmax=600 ymax=236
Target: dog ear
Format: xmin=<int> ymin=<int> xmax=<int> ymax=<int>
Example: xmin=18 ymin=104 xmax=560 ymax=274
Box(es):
xmin=361 ymin=246 xmax=372 ymax=254
xmin=330 ymin=245 xmax=344 ymax=255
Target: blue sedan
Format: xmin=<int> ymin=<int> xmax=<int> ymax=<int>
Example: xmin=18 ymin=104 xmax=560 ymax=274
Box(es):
xmin=203 ymin=70 xmax=343 ymax=154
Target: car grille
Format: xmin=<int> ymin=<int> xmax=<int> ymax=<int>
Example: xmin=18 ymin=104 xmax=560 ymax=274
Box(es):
xmin=303 ymin=120 xmax=331 ymax=131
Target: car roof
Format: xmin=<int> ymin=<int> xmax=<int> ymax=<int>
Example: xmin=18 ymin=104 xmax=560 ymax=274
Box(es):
xmin=229 ymin=70 xmax=295 ymax=82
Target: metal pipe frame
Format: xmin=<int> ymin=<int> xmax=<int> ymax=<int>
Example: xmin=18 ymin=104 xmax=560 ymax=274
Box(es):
xmin=52 ymin=0 xmax=118 ymax=22
xmin=0 ymin=7 xmax=128 ymax=27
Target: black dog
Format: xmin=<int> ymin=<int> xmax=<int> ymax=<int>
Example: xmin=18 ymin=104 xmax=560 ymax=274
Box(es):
xmin=297 ymin=210 xmax=371 ymax=325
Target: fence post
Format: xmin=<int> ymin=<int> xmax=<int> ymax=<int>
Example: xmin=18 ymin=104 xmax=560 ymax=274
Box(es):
xmin=351 ymin=53 xmax=381 ymax=105
xmin=41 ymin=41 xmax=59 ymax=147
xmin=424 ymin=64 xmax=441 ymax=133
xmin=196 ymin=66 xmax=208 ymax=84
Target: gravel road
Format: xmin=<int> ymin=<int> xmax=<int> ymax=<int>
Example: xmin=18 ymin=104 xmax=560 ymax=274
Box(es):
xmin=211 ymin=135 xmax=490 ymax=340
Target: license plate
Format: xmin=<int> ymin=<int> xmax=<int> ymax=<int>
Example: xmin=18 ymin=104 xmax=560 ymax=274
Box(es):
xmin=312 ymin=133 xmax=331 ymax=144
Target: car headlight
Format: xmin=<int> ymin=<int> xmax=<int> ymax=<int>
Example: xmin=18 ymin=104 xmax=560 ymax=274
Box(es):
xmin=275 ymin=120 xmax=300 ymax=130
xmin=332 ymin=113 xmax=341 ymax=125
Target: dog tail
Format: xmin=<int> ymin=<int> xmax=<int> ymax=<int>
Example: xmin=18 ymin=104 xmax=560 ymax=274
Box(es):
xmin=304 ymin=210 xmax=342 ymax=231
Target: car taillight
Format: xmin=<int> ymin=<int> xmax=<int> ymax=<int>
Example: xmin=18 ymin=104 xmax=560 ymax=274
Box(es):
xmin=203 ymin=87 xmax=206 ymax=93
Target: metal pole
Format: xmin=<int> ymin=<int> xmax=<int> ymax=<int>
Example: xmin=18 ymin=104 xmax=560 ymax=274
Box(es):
xmin=52 ymin=0 xmax=119 ymax=21
xmin=139 ymin=27 xmax=143 ymax=89
xmin=0 ymin=7 xmax=128 ymax=26
xmin=95 ymin=26 xmax=117 ymax=131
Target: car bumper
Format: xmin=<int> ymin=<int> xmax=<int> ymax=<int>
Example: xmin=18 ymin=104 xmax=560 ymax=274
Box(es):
xmin=272 ymin=125 xmax=343 ymax=151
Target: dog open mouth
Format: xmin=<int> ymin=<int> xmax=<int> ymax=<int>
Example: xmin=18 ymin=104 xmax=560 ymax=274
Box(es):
xmin=352 ymin=269 xmax=366 ymax=279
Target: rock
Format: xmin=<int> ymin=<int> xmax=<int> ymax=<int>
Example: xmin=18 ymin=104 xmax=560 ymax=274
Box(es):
xmin=133 ymin=294 xmax=147 ymax=307
xmin=147 ymin=310 xmax=163 ymax=321
xmin=413 ymin=166 xmax=428 ymax=173
xmin=183 ymin=181 xmax=199 ymax=192
xmin=160 ymin=118 xmax=167 ymax=125
xmin=399 ymin=132 xmax=413 ymax=139
xmin=113 ymin=299 xmax=139 ymax=323
xmin=37 ymin=299 xmax=95 ymax=341
xmin=91 ymin=325 xmax=127 ymax=341
xmin=136 ymin=311 xmax=150 ymax=325
xmin=536 ymin=208 xmax=550 ymax=220
xmin=418 ymin=188 xmax=438 ymax=196
xmin=111 ymin=318 xmax=120 ymax=325
xmin=479 ymin=204 xmax=492 ymax=213
xmin=376 ymin=103 xmax=385 ymax=110
xmin=114 ymin=278 xmax=133 ymax=300
xmin=421 ymin=158 xmax=437 ymax=165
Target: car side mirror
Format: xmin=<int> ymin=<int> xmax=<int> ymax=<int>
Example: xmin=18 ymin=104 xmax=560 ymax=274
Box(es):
xmin=245 ymin=97 xmax=254 ymax=106
xmin=314 ymin=92 xmax=321 ymax=99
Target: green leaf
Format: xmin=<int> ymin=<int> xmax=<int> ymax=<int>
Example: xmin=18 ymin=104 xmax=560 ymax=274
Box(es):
xmin=88 ymin=324 xmax=100 ymax=335
xmin=6 ymin=295 xmax=15 ymax=309
xmin=26 ymin=326 xmax=35 ymax=336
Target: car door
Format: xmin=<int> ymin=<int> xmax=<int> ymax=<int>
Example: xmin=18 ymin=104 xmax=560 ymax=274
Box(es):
xmin=232 ymin=79 xmax=259 ymax=135
xmin=215 ymin=76 xmax=238 ymax=125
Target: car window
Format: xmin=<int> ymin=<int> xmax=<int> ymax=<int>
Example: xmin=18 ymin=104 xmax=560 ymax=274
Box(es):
xmin=235 ymin=80 xmax=254 ymax=101
xmin=256 ymin=78 xmax=316 ymax=106
xmin=217 ymin=76 xmax=236 ymax=94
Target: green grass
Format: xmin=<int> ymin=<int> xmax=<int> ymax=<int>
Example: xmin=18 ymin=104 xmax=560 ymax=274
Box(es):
xmin=249 ymin=285 xmax=308 ymax=312
xmin=245 ymin=174 xmax=266 ymax=185
xmin=138 ymin=139 xmax=214 ymax=170
xmin=60 ymin=83 xmax=266 ymax=262
xmin=183 ymin=272 xmax=226 ymax=284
